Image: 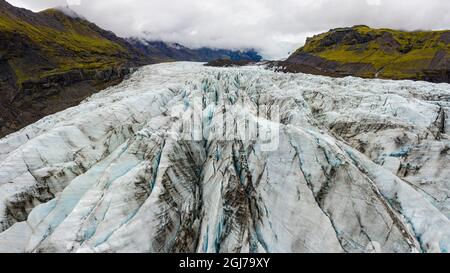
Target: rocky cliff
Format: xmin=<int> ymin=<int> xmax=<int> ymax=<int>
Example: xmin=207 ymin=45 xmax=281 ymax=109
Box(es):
xmin=0 ymin=1 xmax=154 ymax=137
xmin=283 ymin=25 xmax=450 ymax=83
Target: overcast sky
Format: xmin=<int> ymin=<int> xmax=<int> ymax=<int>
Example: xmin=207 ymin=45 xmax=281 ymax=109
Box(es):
xmin=6 ymin=0 xmax=450 ymax=58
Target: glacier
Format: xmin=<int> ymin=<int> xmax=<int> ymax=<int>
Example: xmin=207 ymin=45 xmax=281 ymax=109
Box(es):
xmin=0 ymin=62 xmax=449 ymax=253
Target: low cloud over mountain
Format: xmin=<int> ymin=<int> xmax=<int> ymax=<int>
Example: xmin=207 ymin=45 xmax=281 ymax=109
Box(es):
xmin=7 ymin=0 xmax=450 ymax=59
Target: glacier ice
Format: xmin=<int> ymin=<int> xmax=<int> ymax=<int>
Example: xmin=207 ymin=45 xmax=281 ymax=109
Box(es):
xmin=0 ymin=62 xmax=449 ymax=253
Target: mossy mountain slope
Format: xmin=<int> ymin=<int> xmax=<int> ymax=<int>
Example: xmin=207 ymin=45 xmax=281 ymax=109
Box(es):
xmin=286 ymin=25 xmax=450 ymax=82
xmin=0 ymin=0 xmax=154 ymax=137
xmin=0 ymin=1 xmax=153 ymax=83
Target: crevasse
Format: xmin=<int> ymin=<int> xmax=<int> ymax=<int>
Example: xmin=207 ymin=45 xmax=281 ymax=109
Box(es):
xmin=0 ymin=62 xmax=449 ymax=253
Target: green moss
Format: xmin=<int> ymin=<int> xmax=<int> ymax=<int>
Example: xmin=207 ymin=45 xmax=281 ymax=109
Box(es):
xmin=0 ymin=11 xmax=124 ymax=52
xmin=9 ymin=62 xmax=28 ymax=85
xmin=317 ymin=47 xmax=400 ymax=69
xmin=0 ymin=11 xmax=128 ymax=82
xmin=378 ymin=48 xmax=437 ymax=79
xmin=295 ymin=25 xmax=450 ymax=80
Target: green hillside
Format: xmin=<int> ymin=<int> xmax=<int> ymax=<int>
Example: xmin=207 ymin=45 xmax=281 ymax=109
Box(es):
xmin=0 ymin=4 xmax=150 ymax=85
xmin=287 ymin=25 xmax=450 ymax=81
xmin=0 ymin=0 xmax=153 ymax=137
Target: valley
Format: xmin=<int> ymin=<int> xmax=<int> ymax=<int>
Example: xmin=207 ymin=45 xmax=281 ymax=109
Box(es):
xmin=0 ymin=62 xmax=448 ymax=253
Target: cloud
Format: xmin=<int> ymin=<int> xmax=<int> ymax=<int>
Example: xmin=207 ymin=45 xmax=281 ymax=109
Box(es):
xmin=6 ymin=0 xmax=450 ymax=59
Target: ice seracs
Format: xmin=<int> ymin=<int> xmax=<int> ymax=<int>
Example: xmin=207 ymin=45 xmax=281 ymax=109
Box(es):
xmin=0 ymin=62 xmax=449 ymax=253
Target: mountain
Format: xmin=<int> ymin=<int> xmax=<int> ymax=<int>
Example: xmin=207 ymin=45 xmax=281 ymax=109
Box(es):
xmin=0 ymin=0 xmax=154 ymax=137
xmin=282 ymin=25 xmax=450 ymax=83
xmin=0 ymin=0 xmax=263 ymax=138
xmin=0 ymin=62 xmax=448 ymax=253
xmin=128 ymin=38 xmax=262 ymax=62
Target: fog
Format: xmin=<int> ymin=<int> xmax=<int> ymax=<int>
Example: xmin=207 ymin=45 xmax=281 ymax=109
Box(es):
xmin=7 ymin=0 xmax=450 ymax=58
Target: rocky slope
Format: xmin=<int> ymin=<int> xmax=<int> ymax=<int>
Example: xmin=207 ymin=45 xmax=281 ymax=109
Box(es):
xmin=0 ymin=1 xmax=155 ymax=137
xmin=0 ymin=62 xmax=448 ymax=253
xmin=283 ymin=25 xmax=450 ymax=83
xmin=128 ymin=38 xmax=262 ymax=63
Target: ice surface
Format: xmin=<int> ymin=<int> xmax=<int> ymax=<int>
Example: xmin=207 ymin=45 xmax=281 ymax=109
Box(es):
xmin=0 ymin=62 xmax=449 ymax=253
